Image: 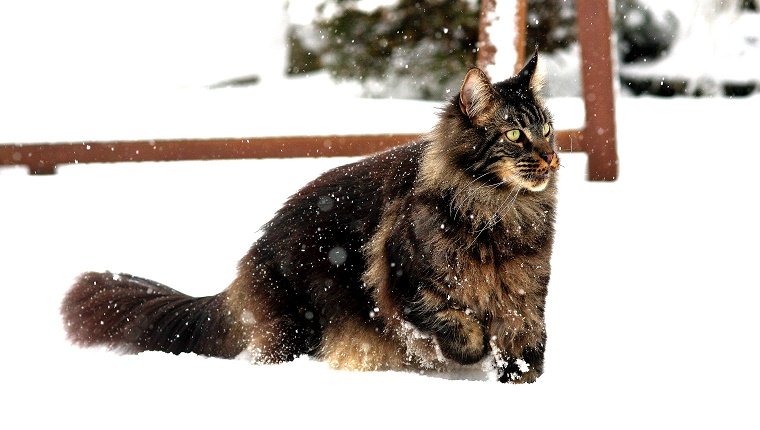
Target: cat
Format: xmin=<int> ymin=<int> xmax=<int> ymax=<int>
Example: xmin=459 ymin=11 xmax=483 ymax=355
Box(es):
xmin=62 ymin=52 xmax=559 ymax=383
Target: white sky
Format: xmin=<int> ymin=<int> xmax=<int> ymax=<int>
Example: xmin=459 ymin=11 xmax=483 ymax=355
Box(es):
xmin=0 ymin=1 xmax=277 ymax=92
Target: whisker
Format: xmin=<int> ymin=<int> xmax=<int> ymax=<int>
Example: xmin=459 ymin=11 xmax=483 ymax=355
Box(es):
xmin=468 ymin=184 xmax=522 ymax=248
xmin=450 ymin=171 xmax=493 ymax=216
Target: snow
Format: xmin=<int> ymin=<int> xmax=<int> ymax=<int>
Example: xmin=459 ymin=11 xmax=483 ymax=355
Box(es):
xmin=1 ymin=1 xmax=760 ymax=428
xmin=621 ymin=1 xmax=760 ymax=90
xmin=0 ymin=75 xmax=421 ymax=144
xmin=2 ymin=96 xmax=760 ymax=429
xmin=0 ymin=1 xmax=267 ymax=92
xmin=540 ymin=44 xmax=583 ymax=97
xmin=0 ymin=72 xmax=584 ymax=145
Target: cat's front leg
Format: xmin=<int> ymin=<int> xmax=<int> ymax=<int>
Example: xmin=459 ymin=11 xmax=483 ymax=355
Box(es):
xmin=406 ymin=289 xmax=488 ymax=365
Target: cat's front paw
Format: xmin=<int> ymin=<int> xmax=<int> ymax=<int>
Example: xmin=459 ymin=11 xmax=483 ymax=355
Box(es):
xmin=437 ymin=333 xmax=486 ymax=365
xmin=433 ymin=312 xmax=488 ymax=365
xmin=496 ymin=358 xmax=537 ymax=384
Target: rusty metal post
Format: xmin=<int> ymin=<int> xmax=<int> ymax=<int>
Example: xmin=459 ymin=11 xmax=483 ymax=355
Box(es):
xmin=576 ymin=0 xmax=618 ymax=181
xmin=512 ymin=0 xmax=528 ymax=73
xmin=477 ymin=0 xmax=498 ymax=70
xmin=477 ymin=0 xmax=528 ymax=74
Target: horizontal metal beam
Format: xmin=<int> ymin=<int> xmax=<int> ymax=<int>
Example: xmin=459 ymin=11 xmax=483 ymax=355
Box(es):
xmin=1 ymin=134 xmax=418 ymax=175
xmin=1 ymin=129 xmax=584 ymax=175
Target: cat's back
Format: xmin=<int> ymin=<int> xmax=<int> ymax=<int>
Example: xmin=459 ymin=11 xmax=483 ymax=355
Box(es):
xmin=254 ymin=140 xmax=426 ymax=269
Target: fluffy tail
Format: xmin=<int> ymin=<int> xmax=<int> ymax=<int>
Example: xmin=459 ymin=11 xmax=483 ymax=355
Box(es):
xmin=62 ymin=272 xmax=245 ymax=358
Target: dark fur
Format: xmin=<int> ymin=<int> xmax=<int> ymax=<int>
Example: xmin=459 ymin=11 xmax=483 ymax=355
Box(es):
xmin=62 ymin=53 xmax=559 ymax=383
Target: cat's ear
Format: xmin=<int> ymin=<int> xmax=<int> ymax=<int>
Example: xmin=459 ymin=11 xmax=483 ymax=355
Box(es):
xmin=459 ymin=68 xmax=498 ymax=125
xmin=515 ymin=48 xmax=544 ymax=92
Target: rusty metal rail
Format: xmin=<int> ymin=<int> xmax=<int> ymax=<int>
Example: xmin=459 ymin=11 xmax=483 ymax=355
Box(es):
xmin=0 ymin=0 xmax=616 ymax=180
xmin=0 ymin=135 xmax=419 ymax=175
xmin=0 ymin=130 xmax=584 ymax=175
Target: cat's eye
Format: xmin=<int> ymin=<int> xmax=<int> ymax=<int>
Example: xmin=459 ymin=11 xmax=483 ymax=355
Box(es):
xmin=542 ymin=123 xmax=552 ymax=136
xmin=505 ymin=129 xmax=521 ymax=142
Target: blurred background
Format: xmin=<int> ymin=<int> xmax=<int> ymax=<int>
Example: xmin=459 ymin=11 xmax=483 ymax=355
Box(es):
xmin=287 ymin=0 xmax=760 ymax=99
xmin=1 ymin=0 xmax=757 ymax=103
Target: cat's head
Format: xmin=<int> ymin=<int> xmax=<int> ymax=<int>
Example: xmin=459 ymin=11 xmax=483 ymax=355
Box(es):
xmin=454 ymin=52 xmax=559 ymax=192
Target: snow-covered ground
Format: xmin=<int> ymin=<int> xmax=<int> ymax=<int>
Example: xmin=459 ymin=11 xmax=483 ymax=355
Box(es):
xmin=1 ymin=95 xmax=759 ymax=429
xmin=2 ymin=1 xmax=759 ymax=428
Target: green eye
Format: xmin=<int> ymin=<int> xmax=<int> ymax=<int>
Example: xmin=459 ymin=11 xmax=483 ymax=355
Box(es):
xmin=542 ymin=123 xmax=552 ymax=136
xmin=505 ymin=129 xmax=521 ymax=142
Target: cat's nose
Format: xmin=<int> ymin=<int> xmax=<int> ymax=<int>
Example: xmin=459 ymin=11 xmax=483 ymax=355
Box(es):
xmin=539 ymin=152 xmax=554 ymax=164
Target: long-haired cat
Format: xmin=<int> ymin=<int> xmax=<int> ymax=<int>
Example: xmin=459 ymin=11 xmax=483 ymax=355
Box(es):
xmin=62 ymin=52 xmax=559 ymax=383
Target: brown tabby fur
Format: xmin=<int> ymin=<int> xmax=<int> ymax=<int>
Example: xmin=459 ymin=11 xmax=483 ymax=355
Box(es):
xmin=62 ymin=53 xmax=559 ymax=383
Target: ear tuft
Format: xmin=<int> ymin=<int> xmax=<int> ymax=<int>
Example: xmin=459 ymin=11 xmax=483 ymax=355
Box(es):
xmin=516 ymin=48 xmax=544 ymax=92
xmin=530 ymin=61 xmax=545 ymax=93
xmin=459 ymin=68 xmax=497 ymax=125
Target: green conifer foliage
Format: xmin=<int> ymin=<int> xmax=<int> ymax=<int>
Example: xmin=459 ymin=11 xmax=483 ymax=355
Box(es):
xmin=289 ymin=0 xmax=577 ymax=99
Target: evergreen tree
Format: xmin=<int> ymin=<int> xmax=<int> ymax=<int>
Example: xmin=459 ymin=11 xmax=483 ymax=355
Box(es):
xmin=290 ymin=0 xmax=480 ymax=99
xmin=286 ymin=0 xmax=582 ymax=98
xmin=525 ymin=0 xmax=576 ymax=56
xmin=615 ymin=0 xmax=678 ymax=64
